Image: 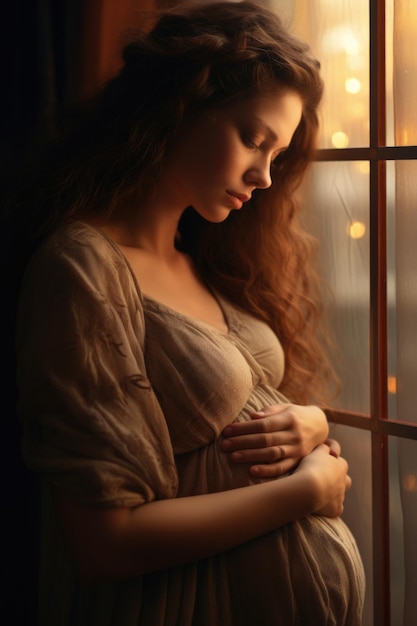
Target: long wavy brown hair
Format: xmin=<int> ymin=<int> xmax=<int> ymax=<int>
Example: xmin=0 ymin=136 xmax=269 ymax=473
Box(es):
xmin=12 ymin=1 xmax=337 ymax=404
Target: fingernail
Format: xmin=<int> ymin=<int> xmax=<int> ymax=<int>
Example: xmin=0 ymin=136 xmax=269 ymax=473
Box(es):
xmin=223 ymin=426 xmax=233 ymax=436
xmin=221 ymin=439 xmax=232 ymax=450
xmin=253 ymin=411 xmax=266 ymax=417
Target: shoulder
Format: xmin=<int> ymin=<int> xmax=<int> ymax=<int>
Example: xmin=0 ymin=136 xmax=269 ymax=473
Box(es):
xmin=18 ymin=221 xmax=148 ymax=356
xmin=26 ymin=221 xmax=143 ymax=305
xmin=38 ymin=220 xmax=128 ymax=274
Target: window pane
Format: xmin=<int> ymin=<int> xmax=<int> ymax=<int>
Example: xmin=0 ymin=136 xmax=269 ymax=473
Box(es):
xmin=390 ymin=436 xmax=417 ymax=626
xmin=386 ymin=0 xmax=394 ymax=145
xmin=278 ymin=0 xmax=370 ymax=148
xmin=387 ymin=160 xmax=417 ymax=423
xmin=387 ymin=161 xmax=397 ymax=418
xmin=301 ymin=161 xmax=370 ymax=413
xmin=386 ymin=0 xmax=417 ymax=146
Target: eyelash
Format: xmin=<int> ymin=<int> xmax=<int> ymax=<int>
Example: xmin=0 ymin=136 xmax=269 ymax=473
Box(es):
xmin=242 ymin=133 xmax=285 ymax=161
xmin=242 ymin=135 xmax=284 ymax=166
xmin=242 ymin=135 xmax=261 ymax=150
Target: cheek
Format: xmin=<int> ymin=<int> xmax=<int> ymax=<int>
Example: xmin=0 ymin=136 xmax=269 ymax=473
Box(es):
xmin=191 ymin=148 xmax=231 ymax=183
xmin=185 ymin=129 xmax=244 ymax=184
xmin=205 ymin=141 xmax=242 ymax=178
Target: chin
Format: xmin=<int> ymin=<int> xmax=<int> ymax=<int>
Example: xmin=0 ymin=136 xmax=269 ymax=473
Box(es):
xmin=196 ymin=206 xmax=234 ymax=224
xmin=213 ymin=213 xmax=232 ymax=223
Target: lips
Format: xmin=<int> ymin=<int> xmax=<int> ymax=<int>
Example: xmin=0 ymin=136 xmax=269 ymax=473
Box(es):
xmin=227 ymin=191 xmax=251 ymax=203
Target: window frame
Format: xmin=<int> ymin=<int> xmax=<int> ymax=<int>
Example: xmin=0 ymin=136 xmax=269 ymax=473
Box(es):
xmin=315 ymin=1 xmax=417 ymax=623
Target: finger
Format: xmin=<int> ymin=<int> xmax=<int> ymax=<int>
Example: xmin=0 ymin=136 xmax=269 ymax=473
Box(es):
xmin=222 ymin=421 xmax=263 ymax=438
xmin=226 ymin=444 xmax=287 ymax=464
xmin=221 ymin=429 xmax=293 ymax=453
xmin=222 ymin=415 xmax=287 ymax=438
xmin=251 ymin=404 xmax=290 ymax=419
xmin=326 ymin=438 xmax=341 ymax=458
xmin=249 ymin=457 xmax=297 ymax=478
xmin=313 ymin=442 xmax=331 ymax=455
xmin=228 ymin=405 xmax=292 ymax=433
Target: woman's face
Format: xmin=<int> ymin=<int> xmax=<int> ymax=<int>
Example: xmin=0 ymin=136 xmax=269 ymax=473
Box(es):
xmin=163 ymin=90 xmax=303 ymax=223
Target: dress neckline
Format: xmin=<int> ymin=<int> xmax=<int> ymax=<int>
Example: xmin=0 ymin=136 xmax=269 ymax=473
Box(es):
xmin=70 ymin=220 xmax=234 ymax=337
xmin=143 ymin=290 xmax=233 ymax=338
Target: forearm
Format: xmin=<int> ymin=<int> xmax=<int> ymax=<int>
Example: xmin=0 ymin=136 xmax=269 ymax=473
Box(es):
xmin=54 ymin=472 xmax=319 ymax=581
xmin=123 ymin=474 xmax=318 ymax=571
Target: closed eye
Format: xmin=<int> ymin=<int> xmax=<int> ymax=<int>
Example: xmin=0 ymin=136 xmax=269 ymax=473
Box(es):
xmin=242 ymin=129 xmax=288 ymax=164
xmin=242 ymin=133 xmax=262 ymax=150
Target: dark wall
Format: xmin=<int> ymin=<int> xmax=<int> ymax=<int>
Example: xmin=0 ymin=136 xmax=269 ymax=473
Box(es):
xmin=1 ymin=3 xmax=156 ymax=621
xmin=1 ymin=2 xmax=83 ymax=624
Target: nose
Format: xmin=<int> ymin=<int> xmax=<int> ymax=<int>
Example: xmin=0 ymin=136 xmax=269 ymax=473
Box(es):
xmin=244 ymin=156 xmax=273 ymax=190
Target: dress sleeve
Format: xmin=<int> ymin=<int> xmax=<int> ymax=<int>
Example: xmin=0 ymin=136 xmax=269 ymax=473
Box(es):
xmin=16 ymin=225 xmax=178 ymax=507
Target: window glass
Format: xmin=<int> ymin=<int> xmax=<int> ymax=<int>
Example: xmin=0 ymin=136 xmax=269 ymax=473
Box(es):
xmin=273 ymin=0 xmax=370 ymax=148
xmin=387 ymin=160 xmax=396 ymax=419
xmin=386 ymin=0 xmax=394 ymax=145
xmin=387 ymin=160 xmax=417 ymax=423
xmin=386 ymin=0 xmax=417 ymax=146
xmin=390 ymin=435 xmax=404 ymax=626
xmin=300 ymin=161 xmax=370 ymax=413
xmin=390 ymin=435 xmax=417 ymax=626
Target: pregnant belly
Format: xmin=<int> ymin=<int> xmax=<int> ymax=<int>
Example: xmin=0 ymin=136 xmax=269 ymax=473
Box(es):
xmin=173 ymin=386 xmax=365 ymax=625
xmin=175 ymin=384 xmax=289 ymax=497
xmin=175 ymin=433 xmax=267 ymax=497
xmin=206 ymin=515 xmax=365 ymax=626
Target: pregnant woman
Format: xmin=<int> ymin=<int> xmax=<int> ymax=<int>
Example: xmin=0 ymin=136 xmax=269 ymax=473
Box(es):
xmin=15 ymin=2 xmax=365 ymax=624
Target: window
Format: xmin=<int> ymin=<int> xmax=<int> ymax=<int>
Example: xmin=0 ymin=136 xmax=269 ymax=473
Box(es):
xmin=272 ymin=0 xmax=417 ymax=624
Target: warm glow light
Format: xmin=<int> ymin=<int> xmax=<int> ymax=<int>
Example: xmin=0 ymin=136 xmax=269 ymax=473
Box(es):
xmin=403 ymin=474 xmax=417 ymax=492
xmin=388 ymin=376 xmax=397 ymax=394
xmin=355 ymin=161 xmax=370 ymax=175
xmin=351 ymin=102 xmax=367 ymax=118
xmin=348 ymin=221 xmax=366 ymax=239
xmin=345 ymin=77 xmax=361 ymax=94
xmin=322 ymin=26 xmax=360 ymax=56
xmin=345 ymin=39 xmax=360 ymax=56
xmin=331 ymin=131 xmax=349 ymax=148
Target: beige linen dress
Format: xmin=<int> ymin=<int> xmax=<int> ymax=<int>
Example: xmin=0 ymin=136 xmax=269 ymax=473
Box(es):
xmin=17 ymin=221 xmax=365 ymax=626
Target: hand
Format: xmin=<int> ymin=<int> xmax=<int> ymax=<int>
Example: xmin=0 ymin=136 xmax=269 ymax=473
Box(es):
xmin=221 ymin=404 xmax=329 ymax=478
xmin=295 ymin=443 xmax=352 ymax=518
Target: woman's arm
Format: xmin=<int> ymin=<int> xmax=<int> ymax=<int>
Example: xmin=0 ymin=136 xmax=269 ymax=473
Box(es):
xmin=53 ymin=443 xmax=350 ymax=582
xmin=221 ymin=404 xmax=330 ymax=477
